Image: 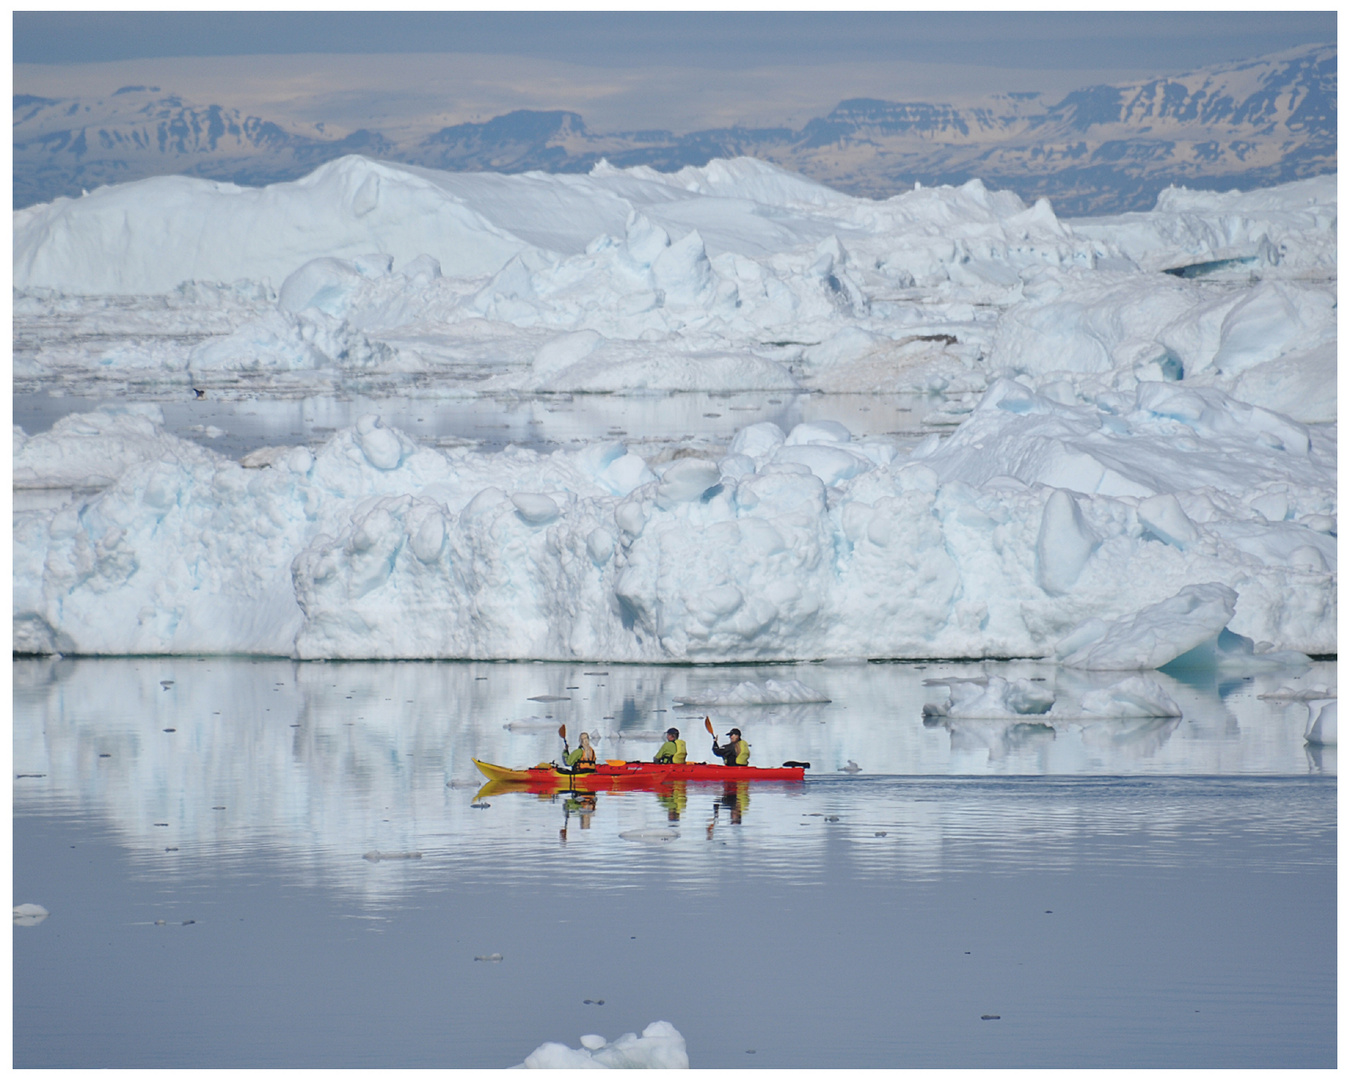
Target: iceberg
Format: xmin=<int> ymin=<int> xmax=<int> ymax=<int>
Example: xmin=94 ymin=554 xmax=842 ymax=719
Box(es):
xmin=12 ymin=390 xmax=1334 ymax=661
xmin=515 ymin=1021 xmax=688 ymax=1069
xmin=11 ymin=157 xmax=1336 ymax=664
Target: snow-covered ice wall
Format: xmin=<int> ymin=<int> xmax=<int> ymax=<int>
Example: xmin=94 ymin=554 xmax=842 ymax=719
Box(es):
xmin=12 ymin=156 xmax=1336 ymax=662
xmin=13 ymin=379 xmax=1334 ymax=661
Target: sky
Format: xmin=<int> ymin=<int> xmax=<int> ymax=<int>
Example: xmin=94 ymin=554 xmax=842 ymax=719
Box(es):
xmin=12 ymin=11 xmax=1339 ymax=136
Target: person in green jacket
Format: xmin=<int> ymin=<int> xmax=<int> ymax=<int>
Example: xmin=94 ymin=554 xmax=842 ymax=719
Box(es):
xmin=654 ymin=728 xmax=687 ymax=764
xmin=565 ymin=731 xmax=596 ymax=769
xmin=711 ymin=727 xmax=750 ymax=767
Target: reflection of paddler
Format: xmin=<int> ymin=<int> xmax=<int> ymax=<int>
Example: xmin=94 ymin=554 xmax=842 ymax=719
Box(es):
xmin=566 ymin=792 xmax=598 ymax=828
xmin=707 ymin=781 xmax=750 ymax=838
xmin=656 ymin=781 xmax=688 ymax=821
xmin=561 ymin=792 xmax=598 ymax=842
xmin=720 ymin=781 xmax=750 ymax=824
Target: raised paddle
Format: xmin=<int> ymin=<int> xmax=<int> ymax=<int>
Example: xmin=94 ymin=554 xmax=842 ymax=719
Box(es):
xmin=704 ymin=716 xmax=715 ymax=738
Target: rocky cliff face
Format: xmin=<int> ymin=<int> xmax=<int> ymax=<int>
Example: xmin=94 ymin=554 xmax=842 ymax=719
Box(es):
xmin=15 ymin=43 xmax=1335 ymax=215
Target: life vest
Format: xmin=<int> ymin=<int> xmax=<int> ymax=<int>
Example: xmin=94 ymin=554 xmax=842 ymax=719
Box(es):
xmin=735 ymin=739 xmax=751 ymax=766
xmin=673 ymin=739 xmax=687 ymax=763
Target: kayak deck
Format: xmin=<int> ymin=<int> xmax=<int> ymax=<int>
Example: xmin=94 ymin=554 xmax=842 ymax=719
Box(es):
xmin=473 ymin=758 xmax=806 ymax=788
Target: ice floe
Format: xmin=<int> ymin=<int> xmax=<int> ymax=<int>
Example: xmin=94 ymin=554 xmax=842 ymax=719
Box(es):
xmin=515 ymin=1020 xmax=688 ymax=1068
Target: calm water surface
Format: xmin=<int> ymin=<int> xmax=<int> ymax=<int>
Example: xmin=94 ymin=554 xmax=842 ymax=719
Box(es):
xmin=13 ymin=657 xmax=1336 ymax=1068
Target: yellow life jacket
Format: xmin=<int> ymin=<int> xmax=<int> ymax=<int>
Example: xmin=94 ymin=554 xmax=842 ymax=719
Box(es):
xmin=673 ymin=738 xmax=688 ymax=763
xmin=735 ymin=739 xmax=750 ymax=766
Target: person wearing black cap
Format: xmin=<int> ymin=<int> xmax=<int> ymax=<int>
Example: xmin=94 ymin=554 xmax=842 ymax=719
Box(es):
xmin=654 ymin=727 xmax=687 ymax=764
xmin=711 ymin=726 xmax=751 ymax=767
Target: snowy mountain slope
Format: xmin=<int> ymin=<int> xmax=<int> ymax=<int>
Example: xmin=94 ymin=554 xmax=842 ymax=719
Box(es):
xmin=14 ymin=43 xmax=1335 ymax=215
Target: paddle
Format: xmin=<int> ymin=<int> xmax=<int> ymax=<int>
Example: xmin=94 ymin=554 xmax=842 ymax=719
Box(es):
xmin=705 ymin=716 xmax=719 ymax=763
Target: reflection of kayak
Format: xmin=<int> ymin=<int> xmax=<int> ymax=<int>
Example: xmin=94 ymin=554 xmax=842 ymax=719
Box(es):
xmin=472 ymin=758 xmax=806 ymax=790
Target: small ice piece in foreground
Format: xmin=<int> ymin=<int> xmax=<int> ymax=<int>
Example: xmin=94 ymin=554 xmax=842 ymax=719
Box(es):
xmin=619 ymin=830 xmax=680 ymax=843
xmin=515 ymin=1020 xmax=688 ymax=1069
xmin=475 ymin=953 xmax=503 ymax=962
xmin=13 ymin=903 xmax=49 ymax=926
xmin=1304 ymin=700 xmax=1337 ymax=746
xmin=838 ymin=760 xmax=862 ymax=773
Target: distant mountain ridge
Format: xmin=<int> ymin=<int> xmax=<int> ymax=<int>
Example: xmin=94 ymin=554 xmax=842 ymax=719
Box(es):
xmin=13 ymin=42 xmax=1335 ymax=215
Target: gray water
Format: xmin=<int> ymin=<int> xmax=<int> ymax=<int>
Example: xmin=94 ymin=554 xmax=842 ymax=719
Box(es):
xmin=15 ymin=388 xmax=953 ymax=460
xmin=13 ymin=656 xmax=1335 ymax=1068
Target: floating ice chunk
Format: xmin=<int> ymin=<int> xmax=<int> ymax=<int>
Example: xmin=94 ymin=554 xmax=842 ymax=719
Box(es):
xmin=13 ymin=903 xmax=49 ymax=926
xmin=1259 ymin=685 xmax=1336 ymax=702
xmin=516 ymin=1020 xmax=688 ymax=1069
xmin=673 ymin=678 xmax=830 ymax=706
xmin=580 ymin=1035 xmax=607 ymax=1051
xmin=503 ymin=717 xmax=566 ymax=732
xmin=619 ymin=830 xmax=680 ymax=843
xmin=475 ymin=953 xmax=503 ymax=962
xmin=1057 ymin=584 xmax=1238 ymax=670
xmin=1304 ymin=700 xmax=1337 ymax=746
xmin=1076 ymin=675 xmax=1182 ymax=717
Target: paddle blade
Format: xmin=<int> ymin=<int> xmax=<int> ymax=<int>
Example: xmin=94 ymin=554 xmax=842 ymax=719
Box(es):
xmin=704 ymin=716 xmax=715 ymax=736
xmin=558 ymin=724 xmax=567 ymax=740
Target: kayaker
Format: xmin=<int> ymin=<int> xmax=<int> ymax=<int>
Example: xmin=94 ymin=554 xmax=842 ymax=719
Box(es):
xmin=565 ymin=731 xmax=597 ymax=769
xmin=711 ymin=727 xmax=750 ymax=767
xmin=654 ymin=728 xmax=687 ymax=764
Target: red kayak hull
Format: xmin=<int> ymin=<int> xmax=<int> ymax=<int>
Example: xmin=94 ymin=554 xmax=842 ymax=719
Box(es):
xmin=473 ymin=758 xmax=805 ymax=790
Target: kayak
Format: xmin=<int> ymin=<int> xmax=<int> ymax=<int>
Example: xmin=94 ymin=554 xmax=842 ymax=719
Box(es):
xmin=472 ymin=758 xmax=807 ymax=791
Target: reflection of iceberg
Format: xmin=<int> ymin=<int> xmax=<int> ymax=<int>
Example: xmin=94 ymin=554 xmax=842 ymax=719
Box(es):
xmin=1073 ymin=716 xmax=1182 ymax=759
xmin=673 ymin=679 xmax=830 ymax=706
xmin=922 ymin=675 xmax=1054 ymax=718
xmin=937 ymin=717 xmax=1056 ymax=763
xmin=1304 ymin=700 xmax=1337 ymax=746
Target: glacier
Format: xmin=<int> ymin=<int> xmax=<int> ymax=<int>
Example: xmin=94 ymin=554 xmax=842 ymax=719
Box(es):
xmin=12 ymin=156 xmax=1336 ymax=663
